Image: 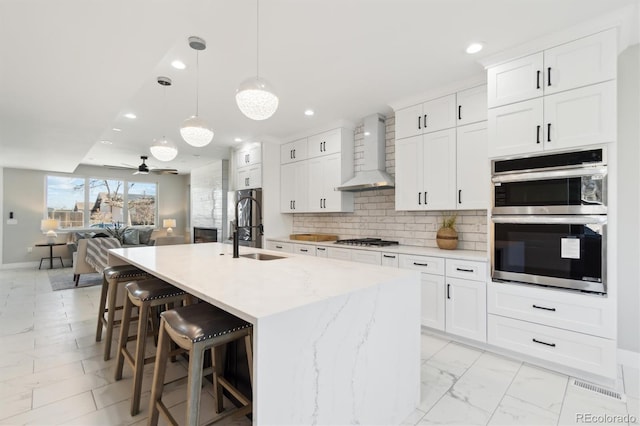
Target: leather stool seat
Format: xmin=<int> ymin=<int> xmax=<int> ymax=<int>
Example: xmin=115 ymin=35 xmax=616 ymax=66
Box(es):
xmin=114 ymin=278 xmax=190 ymax=416
xmin=96 ymin=265 xmax=150 ymax=361
xmin=148 ymin=303 xmax=253 ymax=426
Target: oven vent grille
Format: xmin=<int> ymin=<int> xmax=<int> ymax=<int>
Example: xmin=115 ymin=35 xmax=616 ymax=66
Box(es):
xmin=572 ymin=379 xmax=625 ymax=401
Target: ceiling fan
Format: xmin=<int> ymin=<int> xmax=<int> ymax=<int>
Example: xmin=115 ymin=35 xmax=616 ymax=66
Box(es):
xmin=106 ymin=155 xmax=178 ymax=175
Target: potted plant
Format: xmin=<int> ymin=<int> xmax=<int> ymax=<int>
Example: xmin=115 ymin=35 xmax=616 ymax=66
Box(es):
xmin=436 ymin=213 xmax=458 ymax=250
xmin=104 ymin=222 xmax=129 ymax=245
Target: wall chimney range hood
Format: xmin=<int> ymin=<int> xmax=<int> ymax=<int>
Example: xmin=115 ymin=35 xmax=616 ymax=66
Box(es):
xmin=336 ymin=114 xmax=395 ymax=192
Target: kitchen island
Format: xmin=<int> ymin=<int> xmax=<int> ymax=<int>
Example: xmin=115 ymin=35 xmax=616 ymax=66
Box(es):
xmin=108 ymin=242 xmax=421 ymax=425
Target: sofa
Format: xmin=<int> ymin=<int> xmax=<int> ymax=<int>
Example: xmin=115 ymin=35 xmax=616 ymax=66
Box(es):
xmin=69 ymin=228 xmax=156 ymax=285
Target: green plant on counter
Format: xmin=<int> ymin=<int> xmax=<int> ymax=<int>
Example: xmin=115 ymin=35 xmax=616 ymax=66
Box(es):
xmin=440 ymin=212 xmax=458 ymax=230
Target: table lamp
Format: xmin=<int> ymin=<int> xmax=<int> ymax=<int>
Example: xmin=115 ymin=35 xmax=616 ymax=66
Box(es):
xmin=41 ymin=219 xmax=60 ymax=243
xmin=163 ymin=219 xmax=176 ymax=236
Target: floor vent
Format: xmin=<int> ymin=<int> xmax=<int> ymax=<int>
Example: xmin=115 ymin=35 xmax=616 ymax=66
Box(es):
xmin=572 ymin=379 xmax=626 ymax=402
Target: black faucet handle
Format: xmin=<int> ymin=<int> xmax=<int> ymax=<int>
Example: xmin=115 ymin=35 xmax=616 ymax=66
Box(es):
xmin=259 ymin=224 xmax=264 ymax=235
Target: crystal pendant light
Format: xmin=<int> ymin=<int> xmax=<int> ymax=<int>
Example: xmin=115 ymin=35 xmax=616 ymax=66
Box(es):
xmin=150 ymin=76 xmax=178 ymax=162
xmin=180 ymin=36 xmax=213 ymax=147
xmin=235 ymin=0 xmax=279 ymax=121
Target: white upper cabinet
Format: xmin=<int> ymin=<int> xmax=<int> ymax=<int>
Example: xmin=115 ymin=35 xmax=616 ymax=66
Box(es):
xmin=457 ymin=85 xmax=488 ymax=125
xmin=236 ymin=143 xmax=262 ymax=168
xmin=281 ymin=138 xmax=308 ymax=164
xmin=234 ymin=142 xmax=262 ymax=190
xmin=280 ymin=161 xmax=308 ymax=213
xmin=308 ymin=129 xmax=342 ymax=157
xmin=237 ymin=164 xmax=262 ymax=189
xmin=543 ymin=29 xmax=616 ymax=95
xmin=308 ymin=153 xmax=353 ymax=212
xmin=395 ymin=94 xmax=457 ymax=140
xmin=488 ymin=53 xmax=544 ymax=108
xmin=456 ymin=121 xmax=489 ymax=209
xmin=488 ymin=98 xmax=544 ymax=158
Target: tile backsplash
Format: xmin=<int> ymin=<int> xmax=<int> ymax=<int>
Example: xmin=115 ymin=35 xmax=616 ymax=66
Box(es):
xmin=292 ymin=115 xmax=488 ymax=252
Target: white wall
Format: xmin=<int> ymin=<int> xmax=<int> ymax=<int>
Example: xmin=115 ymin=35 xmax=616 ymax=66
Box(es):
xmin=0 ymin=167 xmax=3 ymax=266
xmin=616 ymin=43 xmax=640 ymax=354
xmin=1 ymin=165 xmax=189 ymax=265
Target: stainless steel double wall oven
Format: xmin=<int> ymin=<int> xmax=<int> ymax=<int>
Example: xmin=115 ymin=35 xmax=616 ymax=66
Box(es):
xmin=491 ymin=148 xmax=608 ymax=294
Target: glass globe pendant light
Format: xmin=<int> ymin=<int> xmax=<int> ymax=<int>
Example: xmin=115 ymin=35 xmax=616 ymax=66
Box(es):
xmin=150 ymin=76 xmax=178 ymax=162
xmin=235 ymin=0 xmax=279 ymax=121
xmin=180 ymin=36 xmax=213 ymax=147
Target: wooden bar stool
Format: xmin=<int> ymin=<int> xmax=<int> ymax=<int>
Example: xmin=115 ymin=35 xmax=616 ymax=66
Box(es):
xmin=114 ymin=278 xmax=190 ymax=416
xmin=148 ymin=303 xmax=253 ymax=426
xmin=96 ymin=265 xmax=150 ymax=361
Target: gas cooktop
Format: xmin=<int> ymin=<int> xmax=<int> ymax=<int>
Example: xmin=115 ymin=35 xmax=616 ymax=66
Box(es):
xmin=334 ymin=238 xmax=399 ymax=247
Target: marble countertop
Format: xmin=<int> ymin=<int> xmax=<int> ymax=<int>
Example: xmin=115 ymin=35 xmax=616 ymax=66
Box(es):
xmin=267 ymin=236 xmax=489 ymax=262
xmin=108 ymin=242 xmax=418 ymax=323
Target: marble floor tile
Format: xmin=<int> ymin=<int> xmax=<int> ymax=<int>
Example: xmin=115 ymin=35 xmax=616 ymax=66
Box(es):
xmin=1 ymin=391 xmax=96 ymax=425
xmin=0 ymin=389 xmax=32 ymax=421
xmin=558 ymin=381 xmax=629 ymax=425
xmin=425 ymin=342 xmax=483 ymax=379
xmin=401 ymin=408 xmax=426 ymax=425
xmin=418 ymin=363 xmax=457 ymax=412
xmin=488 ymin=394 xmax=558 ymax=425
xmin=628 ymin=396 xmax=639 ymax=419
xmin=420 ymin=333 xmax=450 ymax=361
xmin=418 ymin=393 xmax=492 ymax=425
xmin=623 ymin=366 xmax=640 ymax=399
xmin=32 ymin=370 xmax=111 ymax=408
xmin=3 ymin=360 xmax=85 ymax=391
xmin=506 ymin=363 xmax=568 ymax=414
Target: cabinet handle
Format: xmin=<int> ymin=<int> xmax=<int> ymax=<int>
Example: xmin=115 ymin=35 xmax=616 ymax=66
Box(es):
xmin=300 ymin=249 xmax=308 ymax=252
xmin=290 ymin=200 xmax=293 ymax=210
xmin=323 ymin=141 xmax=326 ymax=151
xmin=532 ymin=338 xmax=556 ymax=347
xmin=424 ymin=114 xmax=427 ymax=127
xmin=458 ymin=190 xmax=462 ymax=204
xmin=458 ymin=105 xmax=462 ymax=120
xmin=290 ymin=149 xmax=293 ymax=159
xmin=547 ymin=123 xmax=551 ymax=142
xmin=418 ymin=192 xmax=422 ymax=205
xmin=424 ymin=192 xmax=428 ymax=204
xmin=547 ymin=67 xmax=551 ymax=86
xmin=276 ymin=245 xmax=283 ymax=249
xmin=536 ymin=70 xmax=541 ymax=89
xmin=293 ymin=149 xmax=296 ymax=159
xmin=320 ymin=198 xmax=323 ymax=208
xmin=317 ymin=247 xmax=326 ymax=251
xmin=383 ymin=254 xmax=396 ymax=258
xmin=418 ymin=115 xmax=422 ymax=130
xmin=536 ymin=125 xmax=541 ymax=144
xmin=319 ymin=142 xmax=323 ymax=152
xmin=447 ymin=284 xmax=451 ymax=299
xmin=532 ymin=304 xmax=556 ymax=312
xmin=293 ymin=200 xmax=296 ymax=210
xmin=323 ymin=198 xmax=326 ymax=208
xmin=456 ymin=267 xmax=474 ymax=273
xmin=413 ymin=262 xmax=429 ymax=267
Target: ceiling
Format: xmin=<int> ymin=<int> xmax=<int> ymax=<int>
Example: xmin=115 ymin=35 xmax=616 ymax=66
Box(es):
xmin=1 ymin=0 xmax=637 ymax=175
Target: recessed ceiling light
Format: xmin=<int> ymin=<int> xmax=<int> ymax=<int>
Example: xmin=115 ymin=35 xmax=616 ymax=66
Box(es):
xmin=124 ymin=113 xmax=137 ymax=119
xmin=234 ymin=137 xmax=243 ymax=142
xmin=112 ymin=127 xmax=121 ymax=132
xmin=466 ymin=42 xmax=484 ymax=54
xmin=304 ymin=109 xmax=315 ymax=116
xmin=171 ymin=60 xmax=186 ymax=70
xmin=100 ymin=140 xmax=112 ymax=145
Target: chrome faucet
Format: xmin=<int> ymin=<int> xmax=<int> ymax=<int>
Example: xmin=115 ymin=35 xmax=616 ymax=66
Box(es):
xmin=233 ymin=196 xmax=264 ymax=258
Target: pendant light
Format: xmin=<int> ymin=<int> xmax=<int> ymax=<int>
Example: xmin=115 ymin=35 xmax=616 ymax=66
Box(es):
xmin=235 ymin=0 xmax=279 ymax=121
xmin=150 ymin=76 xmax=178 ymax=162
xmin=180 ymin=36 xmax=214 ymax=147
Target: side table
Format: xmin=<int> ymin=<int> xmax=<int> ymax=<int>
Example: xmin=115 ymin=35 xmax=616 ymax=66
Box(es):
xmin=36 ymin=242 xmax=66 ymax=269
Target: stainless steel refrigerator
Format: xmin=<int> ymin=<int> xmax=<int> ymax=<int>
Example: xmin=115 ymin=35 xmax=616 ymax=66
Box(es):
xmin=227 ymin=188 xmax=263 ymax=248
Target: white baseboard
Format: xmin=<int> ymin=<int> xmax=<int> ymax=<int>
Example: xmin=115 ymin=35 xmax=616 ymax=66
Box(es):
xmin=0 ymin=261 xmax=40 ymax=270
xmin=618 ymin=348 xmax=640 ymax=368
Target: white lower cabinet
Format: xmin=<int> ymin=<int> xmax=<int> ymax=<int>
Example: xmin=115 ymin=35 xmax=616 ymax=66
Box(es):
xmin=420 ymin=273 xmax=446 ymax=331
xmin=294 ymin=244 xmax=315 ymax=256
xmin=445 ymin=277 xmax=487 ymax=341
xmin=381 ymin=252 xmax=399 ymax=267
xmin=488 ymin=314 xmax=616 ymax=378
xmin=327 ymin=247 xmax=352 ymax=261
xmin=350 ymin=250 xmax=381 ymax=265
xmin=265 ymin=241 xmax=293 ymax=253
xmin=315 ymin=246 xmax=328 ymax=257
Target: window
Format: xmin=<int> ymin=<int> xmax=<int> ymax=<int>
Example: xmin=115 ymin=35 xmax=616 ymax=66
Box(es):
xmin=45 ymin=175 xmax=158 ymax=229
xmin=127 ymin=182 xmax=157 ymax=226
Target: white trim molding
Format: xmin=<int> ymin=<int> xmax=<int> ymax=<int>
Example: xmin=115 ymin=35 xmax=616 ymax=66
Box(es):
xmin=618 ymin=348 xmax=640 ymax=369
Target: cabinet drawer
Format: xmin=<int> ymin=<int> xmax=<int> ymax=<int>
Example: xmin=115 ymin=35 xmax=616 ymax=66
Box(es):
xmin=327 ymin=247 xmax=352 ymax=261
xmin=446 ymin=259 xmax=487 ymax=282
xmin=399 ymin=254 xmax=444 ymax=275
xmin=351 ymin=250 xmax=381 ymax=265
xmin=488 ymin=314 xmax=616 ymax=378
xmin=487 ymin=282 xmax=614 ymax=338
xmin=308 ymin=129 xmax=341 ymax=157
xmin=381 ymin=252 xmax=399 ymax=268
xmin=294 ymin=244 xmax=315 ymax=256
xmin=315 ymin=246 xmax=328 ymax=258
xmin=266 ymin=241 xmax=294 ymax=253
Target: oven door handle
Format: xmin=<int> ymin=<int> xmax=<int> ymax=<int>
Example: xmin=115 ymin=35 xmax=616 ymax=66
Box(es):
xmin=492 ymin=166 xmax=607 ymax=184
xmin=491 ymin=215 xmax=607 ymax=225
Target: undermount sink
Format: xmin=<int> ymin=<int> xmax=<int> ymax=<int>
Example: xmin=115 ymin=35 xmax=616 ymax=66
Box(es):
xmin=240 ymin=253 xmax=285 ymax=261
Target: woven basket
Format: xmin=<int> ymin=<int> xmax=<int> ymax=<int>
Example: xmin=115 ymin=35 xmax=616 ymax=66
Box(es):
xmin=436 ymin=227 xmax=458 ymax=250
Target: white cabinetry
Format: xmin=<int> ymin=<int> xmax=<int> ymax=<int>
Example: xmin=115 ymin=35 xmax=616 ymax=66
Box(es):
xmin=265 ymin=240 xmax=294 ymax=253
xmin=456 ymin=121 xmax=489 ymax=209
xmin=487 ymin=29 xmax=616 ymax=158
xmin=395 ymin=94 xmax=457 ymax=140
xmin=457 ymin=85 xmax=488 ymax=125
xmin=234 ymin=143 xmax=262 ymax=189
xmin=327 ymin=246 xmax=352 ymax=261
xmin=399 ymin=254 xmax=446 ymax=330
xmin=280 ymin=161 xmax=308 ymax=212
xmin=315 ymin=246 xmax=328 ymax=258
xmin=280 ymin=128 xmax=354 ymax=213
xmin=445 ymin=259 xmax=487 ymax=342
xmin=395 ymin=129 xmax=456 ymax=211
xmin=350 ymin=250 xmax=382 ymax=265
xmin=381 ymin=252 xmax=399 ymax=268
xmin=294 ymin=244 xmax=315 ymax=256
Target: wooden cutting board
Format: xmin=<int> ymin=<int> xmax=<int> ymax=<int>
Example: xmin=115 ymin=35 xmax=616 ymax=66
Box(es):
xmin=289 ymin=234 xmax=338 ymax=242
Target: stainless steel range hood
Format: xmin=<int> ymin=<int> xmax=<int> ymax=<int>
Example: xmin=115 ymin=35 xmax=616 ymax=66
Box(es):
xmin=336 ymin=114 xmax=395 ymax=192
